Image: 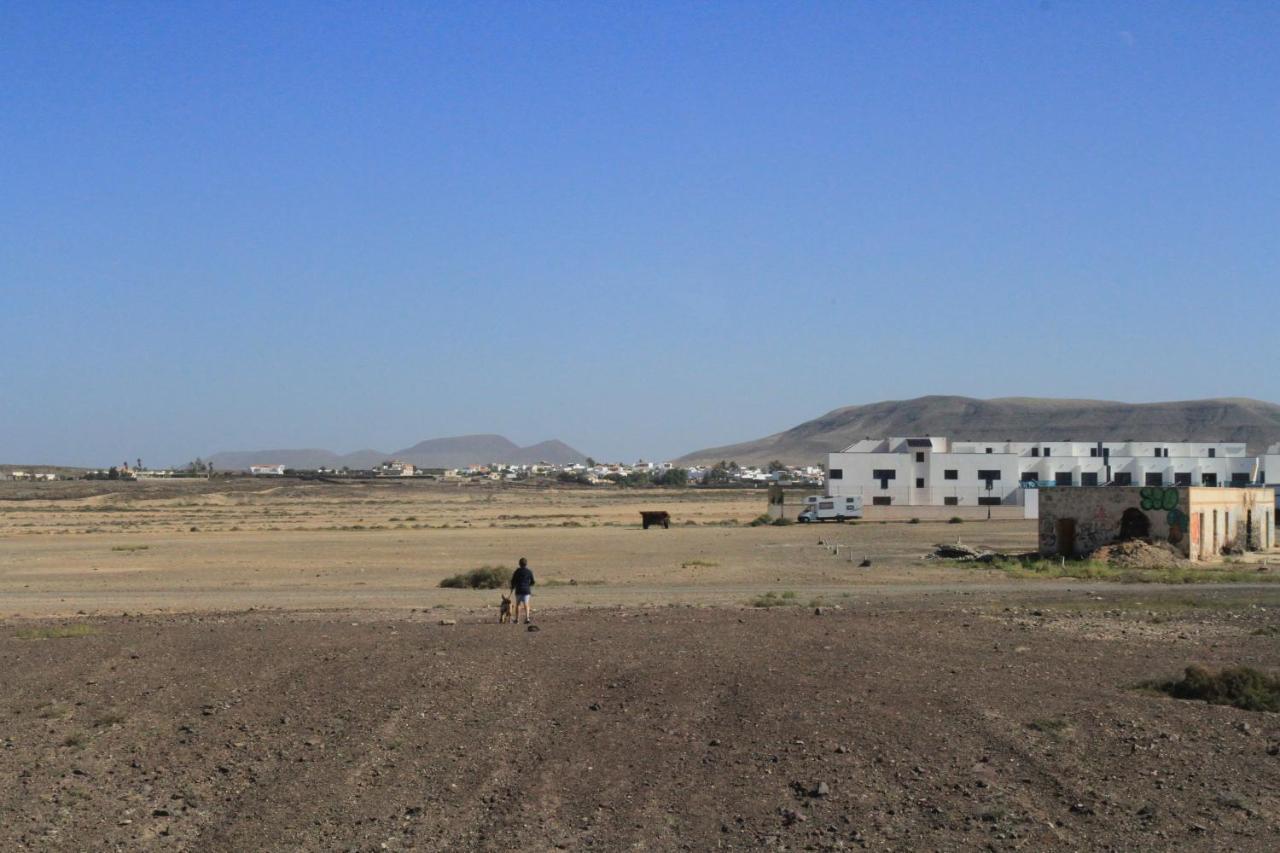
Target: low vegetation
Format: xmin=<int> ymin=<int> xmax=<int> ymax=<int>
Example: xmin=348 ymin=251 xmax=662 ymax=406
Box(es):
xmin=748 ymin=590 xmax=799 ymax=608
xmin=681 ymin=559 xmax=719 ymax=569
xmin=948 ymin=517 xmax=964 ymax=524
xmin=438 ymin=565 xmax=512 ymax=590
xmin=16 ymin=624 xmax=96 ymax=640
xmin=1147 ymin=665 xmax=1280 ymax=712
xmin=969 ymin=557 xmax=1280 ymax=585
xmin=110 ymin=544 xmax=149 ymax=552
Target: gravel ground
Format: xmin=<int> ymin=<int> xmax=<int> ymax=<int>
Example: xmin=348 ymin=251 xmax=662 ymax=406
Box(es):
xmin=3 ymin=596 xmax=1280 ymax=851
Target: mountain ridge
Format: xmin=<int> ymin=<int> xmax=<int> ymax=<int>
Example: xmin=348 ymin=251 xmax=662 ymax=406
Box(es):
xmin=207 ymin=435 xmax=588 ymax=471
xmin=676 ymin=396 xmax=1280 ymax=466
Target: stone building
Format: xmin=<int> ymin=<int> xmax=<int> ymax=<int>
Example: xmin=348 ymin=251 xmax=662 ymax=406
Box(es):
xmin=1037 ymin=486 xmax=1275 ymax=562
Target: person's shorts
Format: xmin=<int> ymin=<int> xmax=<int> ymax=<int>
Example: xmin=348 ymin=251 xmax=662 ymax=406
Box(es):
xmin=516 ymin=593 xmax=531 ymax=604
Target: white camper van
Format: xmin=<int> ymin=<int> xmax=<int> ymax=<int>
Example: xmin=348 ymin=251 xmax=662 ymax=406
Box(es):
xmin=798 ymin=495 xmax=863 ymax=523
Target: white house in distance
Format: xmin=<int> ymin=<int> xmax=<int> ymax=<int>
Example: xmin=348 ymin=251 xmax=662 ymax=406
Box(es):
xmin=249 ymin=464 xmax=287 ymax=476
xmin=827 ymin=437 xmax=1263 ymax=507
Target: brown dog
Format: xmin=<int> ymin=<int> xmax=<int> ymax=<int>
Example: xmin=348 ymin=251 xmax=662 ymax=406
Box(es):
xmin=499 ymin=594 xmax=514 ymax=624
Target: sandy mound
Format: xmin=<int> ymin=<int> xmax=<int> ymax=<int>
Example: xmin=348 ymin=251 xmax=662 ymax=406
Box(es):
xmin=1090 ymin=539 xmax=1189 ymax=568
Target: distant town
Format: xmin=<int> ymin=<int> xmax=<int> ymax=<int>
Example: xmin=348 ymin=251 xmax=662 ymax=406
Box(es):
xmin=4 ymin=458 xmax=827 ymax=488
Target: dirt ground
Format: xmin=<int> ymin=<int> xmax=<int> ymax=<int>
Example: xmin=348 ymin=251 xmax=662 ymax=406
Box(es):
xmin=3 ymin=480 xmax=1280 ymax=850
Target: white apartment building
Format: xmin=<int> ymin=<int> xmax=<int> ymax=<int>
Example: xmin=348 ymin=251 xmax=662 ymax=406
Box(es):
xmin=827 ymin=437 xmax=1263 ymax=507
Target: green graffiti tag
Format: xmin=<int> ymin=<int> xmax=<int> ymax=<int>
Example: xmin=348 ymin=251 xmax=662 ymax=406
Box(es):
xmin=1166 ymin=507 xmax=1190 ymax=544
xmin=1139 ymin=487 xmax=1178 ymax=512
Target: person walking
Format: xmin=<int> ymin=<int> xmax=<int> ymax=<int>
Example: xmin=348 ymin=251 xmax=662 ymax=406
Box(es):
xmin=510 ymin=557 xmax=535 ymax=625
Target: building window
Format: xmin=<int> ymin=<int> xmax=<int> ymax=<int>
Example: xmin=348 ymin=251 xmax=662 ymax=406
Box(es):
xmin=1231 ymin=472 xmax=1250 ymax=486
xmin=872 ymin=469 xmax=895 ymax=480
xmin=1208 ymin=448 xmax=1216 ymax=458
xmin=1089 ymin=448 xmax=1098 ymax=457
xmin=1081 ymin=472 xmax=1099 ymax=486
xmin=985 ymin=447 xmax=993 ymax=454
xmin=1031 ymin=447 xmax=1040 ymax=457
xmin=978 ymin=497 xmax=1002 ymax=506
xmin=944 ymin=470 xmax=958 ymax=480
xmin=1145 ymin=473 xmax=1163 ymax=486
xmin=1055 ymin=472 xmax=1073 ymax=486
xmin=915 ymin=452 xmax=924 ymax=463
xmin=1044 ymin=448 xmax=1051 ymax=457
xmin=1154 ymin=448 xmax=1161 ymax=458
xmin=977 ymin=469 xmax=1001 ymax=482
xmin=944 ymin=496 xmax=959 ymax=506
xmin=828 ymin=469 xmax=842 ymax=480
xmin=1020 ymin=472 xmax=1038 ymax=483
xmin=872 ymin=496 xmax=892 ymax=506
xmin=1174 ymin=473 xmax=1191 ymax=486
xmin=1114 ymin=472 xmax=1133 ymax=486
xmin=1201 ymin=473 xmax=1217 ymax=487
xmin=915 ymin=477 xmax=924 ymax=489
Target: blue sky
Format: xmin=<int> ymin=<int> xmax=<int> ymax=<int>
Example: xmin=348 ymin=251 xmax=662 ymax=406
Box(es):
xmin=3 ymin=2 xmax=1278 ymax=466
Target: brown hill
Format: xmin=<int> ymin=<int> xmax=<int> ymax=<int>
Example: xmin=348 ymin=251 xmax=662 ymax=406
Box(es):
xmin=676 ymin=396 xmax=1280 ymax=466
xmin=208 ymin=435 xmax=588 ymax=471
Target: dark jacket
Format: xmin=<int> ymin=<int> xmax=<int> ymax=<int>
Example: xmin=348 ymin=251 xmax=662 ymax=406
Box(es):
xmin=510 ymin=566 xmax=535 ymax=595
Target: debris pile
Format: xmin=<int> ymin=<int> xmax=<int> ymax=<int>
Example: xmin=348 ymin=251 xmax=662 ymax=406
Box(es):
xmin=928 ymin=542 xmax=999 ymax=562
xmin=1089 ymin=539 xmax=1189 ymax=568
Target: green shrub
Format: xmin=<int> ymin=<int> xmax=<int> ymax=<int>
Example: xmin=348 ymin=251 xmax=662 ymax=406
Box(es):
xmin=16 ymin=624 xmax=96 ymax=640
xmin=439 ymin=565 xmax=512 ymax=589
xmin=748 ymin=514 xmax=773 ymax=527
xmin=748 ymin=590 xmax=800 ymax=608
xmin=948 ymin=516 xmax=964 ymax=524
xmin=908 ymin=517 xmax=920 ymax=524
xmin=1150 ymin=665 xmax=1280 ymax=712
xmin=771 ymin=517 xmax=793 ymax=526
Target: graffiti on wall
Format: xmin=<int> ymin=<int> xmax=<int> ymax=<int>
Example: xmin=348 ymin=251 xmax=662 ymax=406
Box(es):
xmin=1139 ymin=487 xmax=1178 ymax=512
xmin=1140 ymin=486 xmax=1187 ymax=544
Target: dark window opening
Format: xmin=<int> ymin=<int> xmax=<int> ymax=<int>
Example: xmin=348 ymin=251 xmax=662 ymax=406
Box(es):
xmin=827 ymin=469 xmax=842 ymax=480
xmin=1114 ymin=472 xmax=1133 ymax=486
xmin=1044 ymin=448 xmax=1051 ymax=457
xmin=977 ymin=469 xmax=1001 ymax=481
xmin=1055 ymin=472 xmax=1073 ymax=486
xmin=872 ymin=469 xmax=896 ymax=480
xmin=1145 ymin=473 xmax=1163 ymax=486
xmin=944 ymin=469 xmax=958 ymax=480
xmin=943 ymin=496 xmax=959 ymax=506
xmin=977 ymin=497 xmax=1002 ymax=506
xmin=1031 ymin=447 xmax=1040 ymax=457
xmin=985 ymin=447 xmax=993 ymax=454
xmin=872 ymin=496 xmax=892 ymax=506
xmin=1231 ymin=472 xmax=1250 ymax=486
xmin=915 ymin=452 xmax=924 ymax=463
xmin=1202 ymin=473 xmax=1218 ymax=487
xmin=1208 ymin=448 xmax=1216 ymax=458
xmin=1081 ymin=472 xmax=1099 ymax=486
xmin=1174 ymin=472 xmax=1192 ymax=486
xmin=1020 ymin=472 xmax=1038 ymax=483
xmin=915 ymin=477 xmax=924 ymax=489
xmin=1089 ymin=448 xmax=1098 ymax=457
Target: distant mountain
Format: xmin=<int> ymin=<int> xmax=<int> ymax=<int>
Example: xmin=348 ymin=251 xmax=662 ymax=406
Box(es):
xmin=676 ymin=396 xmax=1280 ymax=466
xmin=208 ymin=435 xmax=588 ymax=471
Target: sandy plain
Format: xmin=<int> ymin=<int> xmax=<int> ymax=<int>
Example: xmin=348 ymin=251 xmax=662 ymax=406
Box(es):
xmin=3 ymin=479 xmax=1280 ymax=851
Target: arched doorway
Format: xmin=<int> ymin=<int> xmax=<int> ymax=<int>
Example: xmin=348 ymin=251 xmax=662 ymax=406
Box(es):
xmin=1119 ymin=507 xmax=1150 ymax=540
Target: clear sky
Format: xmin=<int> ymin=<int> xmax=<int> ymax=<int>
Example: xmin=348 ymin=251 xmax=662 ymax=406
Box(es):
xmin=3 ymin=2 xmax=1278 ymax=466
